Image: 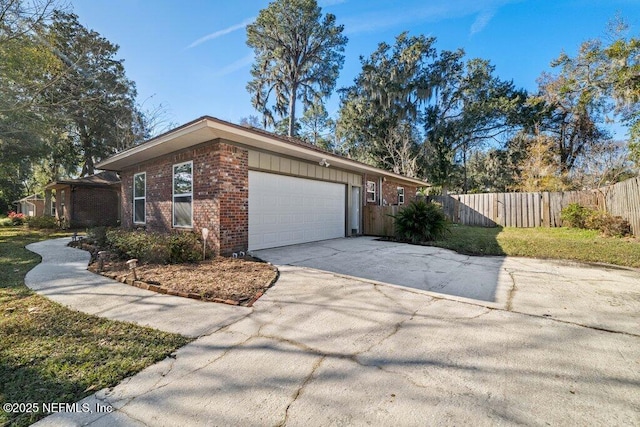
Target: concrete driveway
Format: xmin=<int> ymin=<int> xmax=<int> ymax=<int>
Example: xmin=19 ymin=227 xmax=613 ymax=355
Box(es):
xmin=254 ymin=237 xmax=640 ymax=336
xmin=30 ymin=237 xmax=640 ymax=426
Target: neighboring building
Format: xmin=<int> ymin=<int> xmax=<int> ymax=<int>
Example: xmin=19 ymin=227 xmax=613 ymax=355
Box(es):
xmin=45 ymin=172 xmax=121 ymax=227
xmin=96 ymin=116 xmax=428 ymax=255
xmin=13 ymin=194 xmax=45 ymax=217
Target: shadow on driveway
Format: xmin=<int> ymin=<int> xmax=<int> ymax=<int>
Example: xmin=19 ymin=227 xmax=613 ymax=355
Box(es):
xmin=254 ymin=236 xmax=508 ymax=303
xmin=254 ymin=237 xmax=640 ymax=336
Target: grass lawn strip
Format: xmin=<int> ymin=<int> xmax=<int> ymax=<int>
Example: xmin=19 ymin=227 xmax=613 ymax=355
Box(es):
xmin=0 ymin=228 xmax=192 ymax=427
xmin=429 ymin=225 xmax=640 ymax=269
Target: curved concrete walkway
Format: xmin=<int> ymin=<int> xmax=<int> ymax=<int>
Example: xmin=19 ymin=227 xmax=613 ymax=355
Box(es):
xmin=26 ymin=237 xmax=640 ymax=426
xmin=25 ymin=237 xmax=250 ymax=337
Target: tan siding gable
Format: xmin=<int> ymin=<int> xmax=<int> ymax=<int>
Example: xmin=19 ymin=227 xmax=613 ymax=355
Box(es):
xmin=248 ymin=149 xmax=362 ymax=186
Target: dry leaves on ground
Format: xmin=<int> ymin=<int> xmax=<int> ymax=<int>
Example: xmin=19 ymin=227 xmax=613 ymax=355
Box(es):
xmin=89 ymin=256 xmax=277 ymax=304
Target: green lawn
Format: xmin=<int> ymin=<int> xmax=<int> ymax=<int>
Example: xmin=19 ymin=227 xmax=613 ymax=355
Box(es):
xmin=0 ymin=227 xmax=191 ymax=427
xmin=428 ymin=225 xmax=640 ymax=268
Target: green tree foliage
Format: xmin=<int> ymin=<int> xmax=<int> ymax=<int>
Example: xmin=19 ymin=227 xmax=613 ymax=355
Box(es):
xmin=602 ymin=21 xmax=640 ymax=165
xmin=43 ymin=11 xmax=143 ymax=175
xmin=424 ymin=54 xmax=529 ymax=192
xmin=531 ymin=18 xmax=639 ymax=175
xmin=338 ymin=33 xmax=528 ymax=188
xmin=337 ymin=32 xmax=435 ymax=177
xmin=0 ymin=4 xmax=149 ymax=212
xmin=0 ymin=0 xmax=62 ymax=211
xmin=246 ymin=0 xmax=347 ymax=137
xmin=299 ymin=101 xmax=335 ymax=151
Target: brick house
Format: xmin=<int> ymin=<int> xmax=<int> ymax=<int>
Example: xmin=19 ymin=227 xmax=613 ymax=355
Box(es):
xmin=96 ymin=116 xmax=427 ymax=255
xmin=45 ymin=172 xmax=121 ymax=227
xmin=13 ymin=194 xmax=46 ymax=217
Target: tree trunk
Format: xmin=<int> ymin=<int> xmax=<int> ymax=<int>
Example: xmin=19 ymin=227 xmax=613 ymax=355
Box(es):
xmin=79 ymin=122 xmax=94 ymax=176
xmin=288 ymin=85 xmax=297 ymax=137
xmin=462 ymin=144 xmax=468 ymax=193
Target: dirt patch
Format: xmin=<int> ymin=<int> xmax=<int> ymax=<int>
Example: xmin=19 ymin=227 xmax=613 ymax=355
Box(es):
xmin=86 ymin=255 xmax=278 ymax=306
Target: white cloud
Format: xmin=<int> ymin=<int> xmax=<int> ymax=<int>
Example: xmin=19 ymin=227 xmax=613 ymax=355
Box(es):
xmin=187 ymin=17 xmax=255 ymax=49
xmin=212 ymin=53 xmax=254 ymax=77
xmin=470 ymin=9 xmax=496 ymax=36
xmin=343 ymin=0 xmax=518 ymax=35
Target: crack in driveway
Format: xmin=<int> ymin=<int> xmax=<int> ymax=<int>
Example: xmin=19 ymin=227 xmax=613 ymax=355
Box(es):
xmin=278 ymin=355 xmax=326 ymax=427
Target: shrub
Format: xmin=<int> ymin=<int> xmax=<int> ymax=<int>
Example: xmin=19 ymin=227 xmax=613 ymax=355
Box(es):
xmin=106 ymin=229 xmax=169 ymax=264
xmin=168 ymin=232 xmax=202 ymax=263
xmin=561 ymin=203 xmax=632 ymax=237
xmin=7 ymin=211 xmax=26 ymax=226
xmin=26 ymin=216 xmax=58 ymax=229
xmin=86 ymin=226 xmax=108 ymax=247
xmin=105 ymin=229 xmax=202 ymax=264
xmin=393 ymin=200 xmax=450 ymax=243
xmin=585 ymin=211 xmax=631 ymax=237
xmin=560 ymin=203 xmax=594 ymax=228
xmin=0 ymin=217 xmax=13 ymax=227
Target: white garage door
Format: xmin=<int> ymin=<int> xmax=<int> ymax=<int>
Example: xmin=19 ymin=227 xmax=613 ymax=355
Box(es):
xmin=249 ymin=171 xmax=346 ymax=250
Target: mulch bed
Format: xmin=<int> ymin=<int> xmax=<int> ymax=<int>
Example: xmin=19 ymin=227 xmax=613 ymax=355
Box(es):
xmin=71 ymin=241 xmax=278 ymax=306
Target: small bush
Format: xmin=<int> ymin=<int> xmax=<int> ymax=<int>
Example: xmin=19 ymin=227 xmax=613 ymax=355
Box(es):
xmin=7 ymin=211 xmax=26 ymax=226
xmin=85 ymin=226 xmax=108 ymax=247
xmin=106 ymin=229 xmax=169 ymax=264
xmin=560 ymin=203 xmax=594 ymax=228
xmin=105 ymin=229 xmax=201 ymax=264
xmin=0 ymin=217 xmax=13 ymax=227
xmin=393 ymin=200 xmax=450 ymax=243
xmin=585 ymin=212 xmax=631 ymax=237
xmin=168 ymin=232 xmax=202 ymax=263
xmin=561 ymin=203 xmax=631 ymax=237
xmin=26 ymin=216 xmax=58 ymax=229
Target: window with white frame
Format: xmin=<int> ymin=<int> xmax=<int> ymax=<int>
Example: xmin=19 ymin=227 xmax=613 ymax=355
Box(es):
xmin=397 ymin=187 xmax=405 ymax=205
xmin=173 ymin=161 xmax=193 ymax=227
xmin=366 ymin=181 xmax=376 ymax=202
xmin=133 ymin=172 xmax=146 ymax=224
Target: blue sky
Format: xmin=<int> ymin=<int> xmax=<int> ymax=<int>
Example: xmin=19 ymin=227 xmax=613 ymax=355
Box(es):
xmin=71 ymin=0 xmax=640 ymax=132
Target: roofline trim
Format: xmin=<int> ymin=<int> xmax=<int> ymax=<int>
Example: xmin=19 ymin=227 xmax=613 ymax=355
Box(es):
xmin=96 ymin=116 xmax=429 ymax=187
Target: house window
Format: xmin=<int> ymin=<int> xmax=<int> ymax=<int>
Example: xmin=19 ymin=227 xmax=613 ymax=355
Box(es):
xmin=51 ymin=196 xmax=56 ymax=217
xmin=133 ymin=172 xmax=146 ymax=224
xmin=366 ymin=181 xmax=376 ymax=203
xmin=397 ymin=187 xmax=405 ymax=205
xmin=173 ymin=161 xmax=193 ymax=228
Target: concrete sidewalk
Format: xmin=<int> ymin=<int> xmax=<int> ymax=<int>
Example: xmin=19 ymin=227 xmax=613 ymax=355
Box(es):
xmin=25 ymin=238 xmax=250 ymax=337
xmin=27 ymin=237 xmax=640 ymax=426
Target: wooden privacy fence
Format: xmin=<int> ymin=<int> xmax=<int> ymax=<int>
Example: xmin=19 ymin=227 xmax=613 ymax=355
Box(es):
xmin=430 ymin=176 xmax=640 ymax=235
xmin=363 ymin=205 xmax=402 ymax=236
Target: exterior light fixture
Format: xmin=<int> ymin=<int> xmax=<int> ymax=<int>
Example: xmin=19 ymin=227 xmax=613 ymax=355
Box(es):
xmin=126 ymin=258 xmax=139 ymax=280
xmin=202 ymin=227 xmax=209 ymax=260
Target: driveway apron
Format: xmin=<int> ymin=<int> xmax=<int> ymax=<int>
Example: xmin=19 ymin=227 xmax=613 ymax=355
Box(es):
xmin=27 ymin=237 xmax=640 ymax=426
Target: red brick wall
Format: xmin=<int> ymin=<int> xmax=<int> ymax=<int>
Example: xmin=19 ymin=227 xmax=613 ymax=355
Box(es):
xmin=362 ymin=173 xmax=418 ymax=206
xmin=213 ymin=143 xmax=248 ymax=255
xmin=382 ymin=180 xmax=418 ymax=206
xmin=120 ymin=139 xmax=248 ymax=256
xmin=71 ymin=187 xmax=120 ymax=227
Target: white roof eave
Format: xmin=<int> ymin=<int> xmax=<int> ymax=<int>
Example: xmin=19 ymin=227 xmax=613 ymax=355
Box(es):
xmin=96 ymin=118 xmax=429 ymax=187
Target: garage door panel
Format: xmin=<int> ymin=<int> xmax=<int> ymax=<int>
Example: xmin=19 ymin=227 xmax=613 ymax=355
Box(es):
xmin=249 ymin=171 xmax=345 ymax=250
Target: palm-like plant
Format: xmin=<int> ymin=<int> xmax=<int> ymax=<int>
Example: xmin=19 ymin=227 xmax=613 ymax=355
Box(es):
xmin=393 ymin=200 xmax=449 ymax=243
